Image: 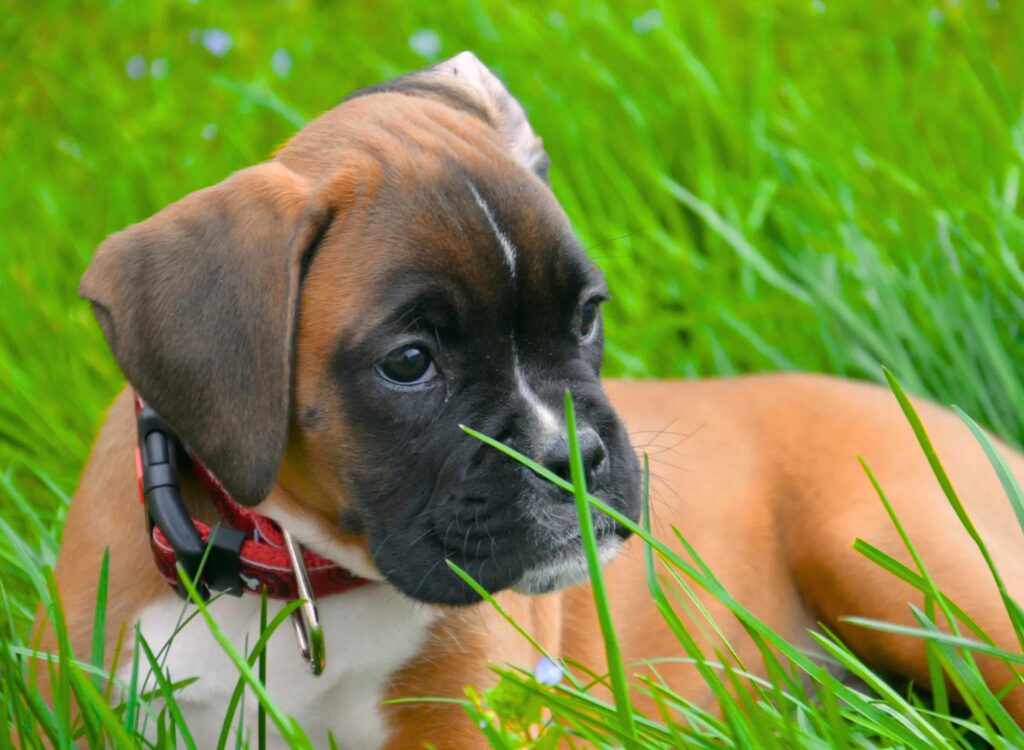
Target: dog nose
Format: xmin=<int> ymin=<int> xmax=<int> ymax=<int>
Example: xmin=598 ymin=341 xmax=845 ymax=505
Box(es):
xmin=540 ymin=428 xmax=607 ymax=486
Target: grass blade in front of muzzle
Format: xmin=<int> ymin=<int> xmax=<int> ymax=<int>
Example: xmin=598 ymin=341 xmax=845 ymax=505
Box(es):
xmin=563 ymin=390 xmax=638 ymax=747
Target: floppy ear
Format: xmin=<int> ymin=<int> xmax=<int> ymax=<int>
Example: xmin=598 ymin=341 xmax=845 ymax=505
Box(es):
xmin=351 ymin=51 xmax=550 ymax=181
xmin=80 ymin=162 xmax=330 ymax=506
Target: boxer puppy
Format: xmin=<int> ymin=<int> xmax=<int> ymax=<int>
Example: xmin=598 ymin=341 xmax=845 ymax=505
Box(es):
xmin=45 ymin=52 xmax=1024 ymax=748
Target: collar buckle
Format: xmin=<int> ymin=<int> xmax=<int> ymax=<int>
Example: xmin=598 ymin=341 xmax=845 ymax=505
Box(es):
xmin=136 ymin=402 xmax=245 ymax=600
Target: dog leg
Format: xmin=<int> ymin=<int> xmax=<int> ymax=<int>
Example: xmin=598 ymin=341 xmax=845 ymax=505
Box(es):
xmin=782 ymin=388 xmax=1024 ymax=721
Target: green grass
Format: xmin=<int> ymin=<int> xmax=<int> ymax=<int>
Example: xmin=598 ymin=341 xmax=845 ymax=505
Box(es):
xmin=458 ymin=377 xmax=1024 ymax=748
xmin=2 ymin=0 xmax=1023 ymax=747
xmin=9 ymin=376 xmax=1024 ymax=747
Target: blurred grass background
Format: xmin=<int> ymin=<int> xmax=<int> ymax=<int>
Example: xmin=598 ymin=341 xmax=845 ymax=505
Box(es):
xmin=1 ymin=0 xmax=1022 ymax=622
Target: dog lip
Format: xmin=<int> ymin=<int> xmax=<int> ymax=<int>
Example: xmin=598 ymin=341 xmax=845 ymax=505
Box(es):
xmin=554 ymin=523 xmax=623 ymax=551
xmin=512 ymin=535 xmax=624 ymax=595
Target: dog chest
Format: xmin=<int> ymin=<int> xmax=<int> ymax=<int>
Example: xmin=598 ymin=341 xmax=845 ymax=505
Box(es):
xmin=122 ymin=585 xmax=437 ymax=750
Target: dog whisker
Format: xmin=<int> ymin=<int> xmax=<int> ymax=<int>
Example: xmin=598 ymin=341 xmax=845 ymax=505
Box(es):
xmin=409 ymin=557 xmax=445 ymax=601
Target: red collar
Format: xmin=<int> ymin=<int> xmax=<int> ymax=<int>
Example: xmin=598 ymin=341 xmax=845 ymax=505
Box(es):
xmin=133 ymin=394 xmax=370 ymax=602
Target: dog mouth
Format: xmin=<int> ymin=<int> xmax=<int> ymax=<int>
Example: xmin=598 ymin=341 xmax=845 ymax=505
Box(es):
xmin=498 ymin=500 xmax=630 ymax=596
xmin=361 ymin=438 xmax=642 ymax=606
xmin=364 ymin=492 xmax=633 ymax=606
xmin=512 ymin=533 xmax=624 ymax=595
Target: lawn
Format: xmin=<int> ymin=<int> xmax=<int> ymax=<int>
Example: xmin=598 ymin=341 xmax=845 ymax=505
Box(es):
xmin=1 ymin=0 xmax=1023 ymax=747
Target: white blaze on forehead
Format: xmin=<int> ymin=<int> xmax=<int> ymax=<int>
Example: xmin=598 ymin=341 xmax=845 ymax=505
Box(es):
xmin=468 ymin=182 xmax=517 ymax=279
xmin=513 ymin=344 xmax=561 ymax=439
xmin=467 ymin=181 xmax=560 ymax=440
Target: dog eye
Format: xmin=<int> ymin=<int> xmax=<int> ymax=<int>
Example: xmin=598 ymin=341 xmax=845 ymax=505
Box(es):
xmin=579 ymin=300 xmax=600 ymax=341
xmin=377 ymin=346 xmax=437 ymax=385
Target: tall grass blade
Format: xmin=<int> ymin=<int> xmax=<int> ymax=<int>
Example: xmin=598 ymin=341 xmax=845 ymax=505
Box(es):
xmin=138 ymin=634 xmax=198 ymax=750
xmin=882 ymin=367 xmax=1024 ymax=651
xmin=177 ymin=568 xmax=313 ymax=749
xmin=214 ymin=597 xmax=302 ymax=750
xmin=956 ymin=405 xmax=1024 ymax=535
xmin=259 ymin=588 xmax=268 ymax=750
xmin=563 ymin=390 xmax=637 ymax=746
xmin=89 ymin=548 xmax=109 ymax=692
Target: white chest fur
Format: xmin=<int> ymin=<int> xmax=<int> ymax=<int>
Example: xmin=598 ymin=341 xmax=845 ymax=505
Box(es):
xmin=125 ymin=581 xmax=437 ymax=750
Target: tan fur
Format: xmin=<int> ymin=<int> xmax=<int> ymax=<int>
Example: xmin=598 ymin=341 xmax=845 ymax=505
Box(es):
xmin=45 ymin=375 xmax=1024 ymax=745
xmin=377 ymin=375 xmax=1024 ymax=744
xmin=43 ymin=57 xmax=1024 ymax=746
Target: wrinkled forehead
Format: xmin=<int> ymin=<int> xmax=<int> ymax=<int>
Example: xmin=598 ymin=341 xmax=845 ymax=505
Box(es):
xmin=367 ymin=167 xmax=600 ymax=331
xmin=280 ymin=92 xmax=517 ymax=190
xmin=374 ymin=157 xmax=575 ymax=279
xmin=290 ymin=95 xmax=602 ymax=334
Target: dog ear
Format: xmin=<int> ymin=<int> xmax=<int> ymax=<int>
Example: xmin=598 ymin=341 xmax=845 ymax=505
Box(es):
xmin=425 ymin=52 xmax=550 ymax=180
xmin=350 ymin=51 xmax=550 ymax=181
xmin=80 ymin=162 xmax=330 ymax=506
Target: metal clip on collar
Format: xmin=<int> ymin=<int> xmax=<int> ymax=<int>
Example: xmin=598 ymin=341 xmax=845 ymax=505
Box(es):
xmin=283 ymin=529 xmax=326 ymax=676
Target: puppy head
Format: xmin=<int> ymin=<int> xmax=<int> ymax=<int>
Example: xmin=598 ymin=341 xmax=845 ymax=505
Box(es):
xmin=81 ymin=52 xmax=641 ymax=605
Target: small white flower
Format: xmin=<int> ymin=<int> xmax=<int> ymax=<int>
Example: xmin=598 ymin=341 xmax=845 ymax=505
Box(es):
xmin=126 ymin=55 xmax=147 ymax=80
xmin=631 ymin=9 xmax=663 ymax=34
xmin=202 ymin=28 xmax=233 ymax=58
xmin=150 ymin=57 xmax=169 ymax=80
xmin=271 ymin=48 xmax=293 ymax=79
xmin=409 ymin=29 xmax=441 ymax=60
xmin=533 ymin=656 xmax=564 ymax=686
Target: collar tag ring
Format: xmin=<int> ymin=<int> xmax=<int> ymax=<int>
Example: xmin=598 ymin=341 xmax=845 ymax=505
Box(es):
xmin=283 ymin=529 xmax=326 ymax=676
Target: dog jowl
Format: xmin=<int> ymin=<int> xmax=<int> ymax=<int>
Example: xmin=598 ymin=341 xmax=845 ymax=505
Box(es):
xmin=79 ymin=52 xmax=642 ymax=606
